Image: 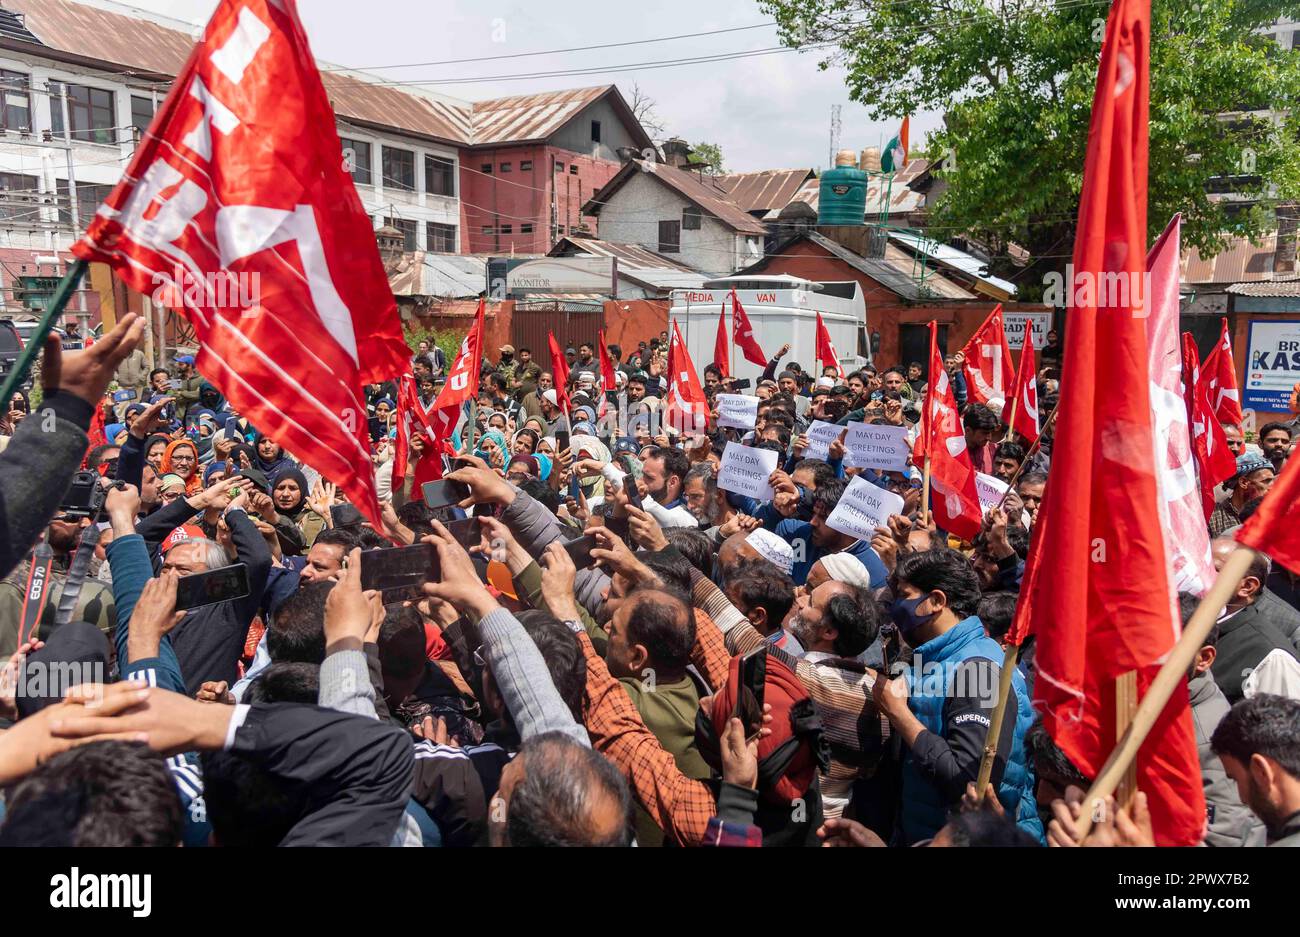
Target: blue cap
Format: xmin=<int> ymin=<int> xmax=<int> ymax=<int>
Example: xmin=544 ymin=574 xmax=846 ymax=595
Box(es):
xmin=176 ymin=354 xmax=195 ymax=365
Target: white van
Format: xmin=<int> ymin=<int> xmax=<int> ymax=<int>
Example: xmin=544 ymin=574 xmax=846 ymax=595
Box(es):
xmin=668 ymin=274 xmax=869 ymax=385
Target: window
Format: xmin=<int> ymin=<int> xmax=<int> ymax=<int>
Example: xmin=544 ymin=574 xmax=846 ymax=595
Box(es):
xmin=569 ymin=164 xmax=578 ymax=175
xmin=383 ymin=216 xmax=418 ymax=251
xmin=48 ymin=81 xmax=115 ymax=144
xmin=427 ymin=222 xmax=457 ymax=253
xmin=557 ymin=225 xmax=566 ymax=235
xmin=130 ymin=95 xmax=155 ymax=138
xmin=425 ymin=155 xmax=455 ymax=196
xmin=481 ymin=163 xmax=494 ymax=175
xmin=340 ymin=137 xmax=372 ymax=185
xmin=0 ymin=70 xmax=31 ymax=131
xmin=591 ymin=120 xmax=601 ymax=143
xmin=521 ymin=223 xmax=534 ymax=234
xmin=520 ymin=160 xmax=532 ymax=172
xmin=0 ymin=172 xmax=39 ymax=222
xmin=56 ymin=180 xmax=114 ymax=226
xmin=500 ymin=224 xmax=513 ymax=235
xmin=682 ymin=206 xmax=702 ymax=230
xmin=482 ymin=225 xmax=493 ymax=235
xmin=500 ymin=162 xmax=512 ymax=174
xmin=381 ymin=146 xmax=415 ymax=190
xmin=554 ymin=162 xmax=564 ymax=173
xmin=658 ymin=220 xmax=681 ymax=253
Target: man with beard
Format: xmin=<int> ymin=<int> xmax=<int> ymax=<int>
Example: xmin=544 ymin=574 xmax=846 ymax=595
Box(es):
xmin=1258 ymin=422 xmax=1293 ymax=472
xmin=683 ymin=463 xmax=760 ymax=545
xmin=1211 ymin=695 xmax=1300 ymax=846
xmin=771 ymin=478 xmax=888 ymax=589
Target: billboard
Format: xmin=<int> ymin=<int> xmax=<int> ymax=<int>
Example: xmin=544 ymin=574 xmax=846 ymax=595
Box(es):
xmin=1243 ymin=319 xmax=1300 ymax=411
xmin=1004 ymin=311 xmax=1053 ymax=350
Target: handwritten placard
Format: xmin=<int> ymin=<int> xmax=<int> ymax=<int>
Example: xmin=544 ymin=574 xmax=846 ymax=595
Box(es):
xmin=716 ymin=394 xmax=760 ymax=430
xmin=844 ymin=422 xmax=910 ymax=472
xmin=717 ymin=441 xmax=778 ymax=500
xmin=825 ymin=476 xmax=906 ymax=539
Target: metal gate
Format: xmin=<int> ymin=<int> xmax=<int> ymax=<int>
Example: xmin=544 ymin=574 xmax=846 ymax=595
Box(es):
xmin=510 ymin=300 xmax=604 ymax=357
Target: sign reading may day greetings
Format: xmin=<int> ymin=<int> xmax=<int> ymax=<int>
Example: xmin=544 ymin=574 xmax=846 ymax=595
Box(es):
xmin=718 ymin=441 xmax=778 ymax=500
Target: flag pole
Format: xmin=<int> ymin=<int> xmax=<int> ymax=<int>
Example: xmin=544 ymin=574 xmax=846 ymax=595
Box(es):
xmin=0 ymin=259 xmax=87 ymax=408
xmin=920 ymin=455 xmax=932 ymax=527
xmin=1070 ymin=545 xmax=1258 ymax=842
xmin=995 ymin=402 xmax=1060 ymax=511
xmin=975 ymin=642 xmax=1020 ymax=796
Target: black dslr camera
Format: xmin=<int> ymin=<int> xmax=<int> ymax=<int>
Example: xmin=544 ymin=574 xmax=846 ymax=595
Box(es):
xmin=59 ymin=471 xmax=120 ymax=522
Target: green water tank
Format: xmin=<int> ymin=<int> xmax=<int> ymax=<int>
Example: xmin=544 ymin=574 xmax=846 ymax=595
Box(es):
xmin=818 ymin=149 xmax=868 ymax=226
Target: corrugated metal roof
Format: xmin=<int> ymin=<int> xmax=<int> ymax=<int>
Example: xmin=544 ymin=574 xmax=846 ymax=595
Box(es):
xmin=586 ymin=160 xmax=768 ymax=235
xmin=781 ymin=160 xmax=929 ymax=220
xmin=715 ymin=168 xmax=815 ymax=214
xmin=422 ymin=253 xmax=489 ymax=297
xmin=1226 ymin=275 xmax=1300 ymax=297
xmin=888 ymin=230 xmax=1017 ymax=298
xmin=3 ymin=0 xmax=647 ymax=150
xmin=549 ymin=235 xmax=700 ymax=273
xmin=1182 ymin=235 xmax=1279 ymax=285
xmin=0 ymin=7 xmax=42 ymax=43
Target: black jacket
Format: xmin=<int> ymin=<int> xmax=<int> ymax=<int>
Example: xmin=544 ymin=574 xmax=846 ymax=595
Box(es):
xmin=1210 ymin=602 xmax=1300 ymax=703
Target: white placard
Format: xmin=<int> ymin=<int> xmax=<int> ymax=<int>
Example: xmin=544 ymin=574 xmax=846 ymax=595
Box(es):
xmin=716 ymin=394 xmax=760 ymax=429
xmin=974 ymin=472 xmax=1031 ymax=527
xmin=825 ymin=475 xmax=907 ymax=540
xmin=717 ymin=441 xmax=778 ymax=500
xmin=1004 ymin=311 xmax=1052 ymax=350
xmin=844 ymin=422 xmax=910 ymax=472
xmin=803 ymin=420 xmax=848 ymax=462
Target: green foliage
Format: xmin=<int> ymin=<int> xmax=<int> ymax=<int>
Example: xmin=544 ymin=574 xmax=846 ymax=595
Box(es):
xmin=762 ymin=0 xmax=1300 ymax=294
xmin=404 ymin=323 xmax=468 ymax=366
xmin=691 ymin=141 xmax=726 ymax=174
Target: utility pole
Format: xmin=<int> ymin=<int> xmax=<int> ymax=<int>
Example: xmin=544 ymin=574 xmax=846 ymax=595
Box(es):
xmin=56 ymin=82 xmax=89 ymax=336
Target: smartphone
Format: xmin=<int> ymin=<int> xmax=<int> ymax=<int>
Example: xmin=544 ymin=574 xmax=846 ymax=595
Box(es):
xmin=112 ymin=388 xmax=137 ymax=403
xmin=444 ymin=460 xmax=471 ymax=502
xmin=621 ymin=473 xmax=642 ymax=511
xmin=175 ymin=563 xmax=250 ymax=611
xmin=555 ymin=429 xmax=571 ymax=455
xmin=733 ymin=645 xmax=767 ymax=739
xmin=568 ymin=476 xmax=581 ymax=502
xmin=731 ymin=378 xmax=752 ymax=390
xmin=168 ymin=379 xmax=182 ymax=390
xmin=561 ymin=533 xmax=599 ymax=571
xmin=359 ymin=543 xmax=437 ymax=592
xmin=444 ymin=516 xmax=481 ymax=551
xmin=422 ymin=479 xmax=464 ymax=510
xmin=224 ymin=416 xmax=240 ymax=438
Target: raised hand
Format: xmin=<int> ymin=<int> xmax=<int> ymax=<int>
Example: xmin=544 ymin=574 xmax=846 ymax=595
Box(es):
xmin=41 ymin=313 xmax=145 ymax=406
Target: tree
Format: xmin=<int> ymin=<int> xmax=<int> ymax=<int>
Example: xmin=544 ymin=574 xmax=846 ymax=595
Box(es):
xmin=761 ymin=0 xmax=1300 ymax=297
xmin=628 ymin=82 xmax=666 ymax=140
xmin=691 ymin=141 xmax=726 ymax=175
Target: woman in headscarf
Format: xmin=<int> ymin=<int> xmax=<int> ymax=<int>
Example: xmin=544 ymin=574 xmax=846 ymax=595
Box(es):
xmin=512 ymin=428 xmax=539 ymax=456
xmin=159 ymin=438 xmax=201 ymax=494
xmin=266 ymin=466 xmax=321 ymax=555
xmin=144 ymin=434 xmax=170 ymax=473
xmin=158 ymin=473 xmax=189 ymax=506
xmin=253 ymin=432 xmax=294 ymax=479
xmin=568 ymin=433 xmax=610 ymax=500
xmin=204 ymin=461 xmax=230 ymax=486
xmin=368 ymin=397 xmax=395 ymax=442
xmin=475 ymin=428 xmax=508 ymax=472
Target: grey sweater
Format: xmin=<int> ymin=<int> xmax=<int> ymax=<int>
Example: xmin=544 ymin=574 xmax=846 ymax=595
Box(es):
xmin=479 ymin=606 xmax=589 ymax=747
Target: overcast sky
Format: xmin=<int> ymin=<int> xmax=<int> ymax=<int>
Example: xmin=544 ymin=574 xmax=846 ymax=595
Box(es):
xmin=101 ymin=0 xmax=940 ymax=172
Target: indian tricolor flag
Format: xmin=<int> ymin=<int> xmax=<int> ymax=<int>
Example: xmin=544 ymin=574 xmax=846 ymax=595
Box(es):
xmin=881 ymin=116 xmax=909 ymax=173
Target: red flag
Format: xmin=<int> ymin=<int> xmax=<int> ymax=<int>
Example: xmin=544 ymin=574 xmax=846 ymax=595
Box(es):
xmin=392 ymin=374 xmax=434 ymax=484
xmin=815 ymin=312 xmax=845 ymax=379
xmin=71 ymin=0 xmax=408 ymax=530
xmin=1007 ymin=328 xmax=1040 ymax=444
xmin=730 ymin=289 xmax=766 ymax=367
xmin=84 ymin=398 xmax=108 ymax=468
xmin=913 ymin=321 xmax=982 ymax=541
xmin=713 ymin=302 xmax=731 ymax=379
xmin=547 ymin=331 xmax=572 ymax=413
xmin=1201 ymin=317 xmax=1243 ymax=427
xmin=1008 ymin=0 xmax=1202 ymax=846
xmin=597 ymin=329 xmax=617 ymax=392
xmin=959 ymin=304 xmax=1015 ymax=406
xmin=1237 ymin=448 xmax=1300 ymax=573
xmin=1183 ymin=333 xmax=1236 ymax=519
xmin=427 ymin=300 xmax=486 ymax=450
xmin=665 ymin=320 xmax=709 ymax=434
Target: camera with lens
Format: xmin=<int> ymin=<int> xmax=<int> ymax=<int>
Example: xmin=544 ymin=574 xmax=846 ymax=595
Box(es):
xmin=58 ymin=471 xmax=118 ymax=521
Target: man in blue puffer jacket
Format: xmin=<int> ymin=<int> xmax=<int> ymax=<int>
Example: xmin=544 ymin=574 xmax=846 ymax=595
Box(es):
xmin=871 ymin=547 xmax=1044 ymax=844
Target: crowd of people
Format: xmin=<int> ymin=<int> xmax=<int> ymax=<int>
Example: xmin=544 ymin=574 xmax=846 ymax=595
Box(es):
xmin=0 ymin=312 xmax=1297 ymax=849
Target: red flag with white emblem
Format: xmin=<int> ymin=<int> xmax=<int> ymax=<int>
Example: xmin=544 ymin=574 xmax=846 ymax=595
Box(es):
xmin=1183 ymin=332 xmax=1236 ymax=519
xmin=1201 ymin=317 xmax=1243 ymax=427
xmin=713 ymin=302 xmax=731 ymax=379
xmin=426 ymin=300 xmax=486 ymax=459
xmin=815 ymin=312 xmax=845 ymax=379
xmin=71 ymin=0 xmax=408 ymax=529
xmin=1007 ymin=327 xmax=1040 ymax=443
xmin=1007 ymin=0 xmax=1203 ymax=846
xmin=666 ymin=320 xmax=709 ymax=434
xmin=913 ymin=321 xmax=982 ymax=541
xmin=392 ymin=374 xmax=434 ymax=485
xmin=548 ymin=331 xmax=572 ymax=413
xmin=730 ymin=289 xmax=766 ymax=367
xmin=959 ymin=304 xmax=1016 ymax=406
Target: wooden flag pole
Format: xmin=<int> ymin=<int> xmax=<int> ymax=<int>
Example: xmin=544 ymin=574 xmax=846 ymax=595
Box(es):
xmin=1006 ymin=391 xmax=1020 ymax=444
xmin=1114 ymin=670 xmax=1139 ymax=809
xmin=920 ymin=454 xmax=932 ymax=527
xmin=975 ymin=641 xmax=1021 ymax=796
xmin=1070 ymin=545 xmax=1257 ymax=842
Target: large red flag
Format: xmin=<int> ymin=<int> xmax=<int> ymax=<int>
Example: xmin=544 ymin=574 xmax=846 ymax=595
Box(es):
xmin=1202 ymin=318 xmax=1243 ymax=427
xmin=665 ymin=320 xmax=709 ymax=434
xmin=913 ymin=321 xmax=982 ymax=541
xmin=547 ymin=331 xmax=572 ymax=413
xmin=959 ymin=304 xmax=1015 ymax=406
xmin=730 ymin=289 xmax=766 ymax=367
xmin=392 ymin=373 xmax=437 ymax=487
xmin=422 ymin=300 xmax=487 ymax=482
xmin=1148 ymin=216 xmax=1215 ymax=596
xmin=71 ymin=0 xmax=408 ymax=530
xmin=1007 ymin=328 xmax=1039 ymax=444
xmin=597 ymin=329 xmax=617 ymax=392
xmin=713 ymin=302 xmax=731 ymax=378
xmin=815 ymin=312 xmax=845 ymax=379
xmin=1008 ymin=0 xmax=1202 ymax=846
xmin=1183 ymin=332 xmax=1236 ymax=519
xmin=1237 ymin=449 xmax=1300 ymax=573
